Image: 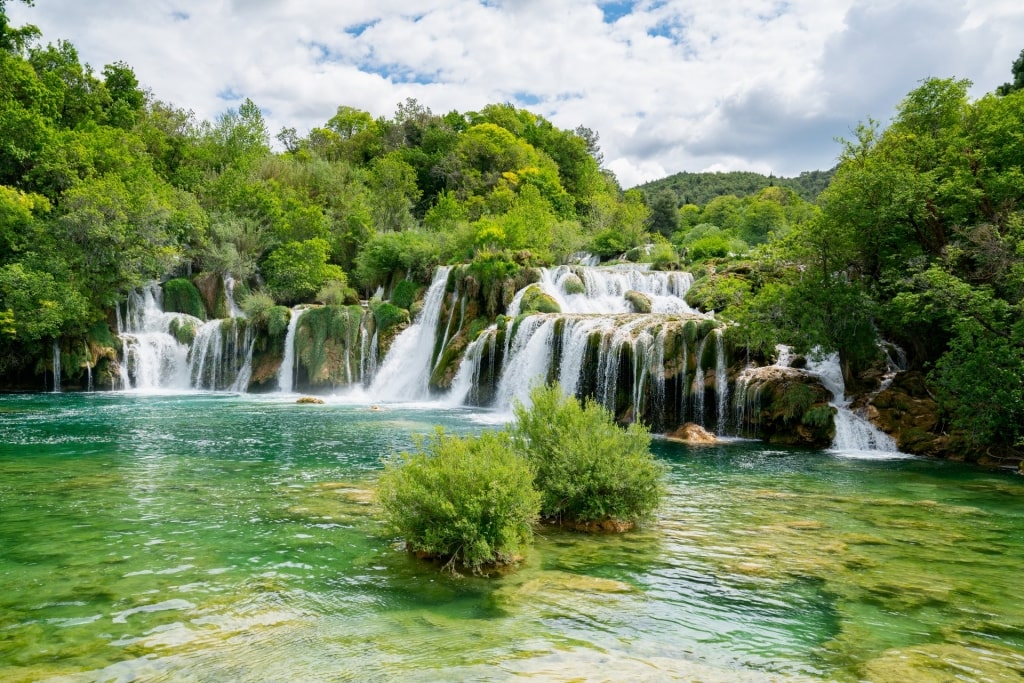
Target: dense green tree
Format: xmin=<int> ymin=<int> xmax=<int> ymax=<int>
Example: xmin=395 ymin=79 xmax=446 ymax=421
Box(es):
xmin=261 ymin=237 xmax=345 ymax=304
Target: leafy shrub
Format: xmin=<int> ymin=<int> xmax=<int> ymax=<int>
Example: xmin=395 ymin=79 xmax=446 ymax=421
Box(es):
xmin=316 ymin=279 xmax=356 ymax=306
xmin=162 ymin=278 xmax=206 ymax=319
xmin=648 ymin=242 xmax=680 ymax=270
xmin=262 ymin=238 xmax=346 ymax=304
xmin=377 ymin=429 xmax=540 ymax=572
xmin=802 ymin=405 xmax=834 ymax=428
xmin=241 ymin=289 xmax=276 ymax=326
xmin=511 ymin=384 xmax=665 ymax=526
xmin=355 ymin=230 xmax=445 ymax=289
xmin=267 ymin=305 xmax=291 ymax=338
xmin=390 ymin=279 xmax=418 ymax=310
xmin=372 ymin=301 xmax=409 ymax=333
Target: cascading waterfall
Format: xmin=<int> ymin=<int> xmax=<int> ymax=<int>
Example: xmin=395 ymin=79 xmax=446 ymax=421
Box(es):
xmin=805 ymin=352 xmax=898 ymax=453
xmin=83 ymin=341 xmax=93 ymax=392
xmin=223 ymin=275 xmax=244 ymax=319
xmin=52 ymin=341 xmax=61 ymax=393
xmin=691 ymin=333 xmax=709 ymax=426
xmin=277 ymin=307 xmax=308 ymax=393
xmin=117 ymin=284 xmax=197 ymax=391
xmin=493 ymin=317 xmax=556 ymax=411
xmin=368 ymin=266 xmax=452 ymax=401
xmin=715 ymin=329 xmax=729 ymax=434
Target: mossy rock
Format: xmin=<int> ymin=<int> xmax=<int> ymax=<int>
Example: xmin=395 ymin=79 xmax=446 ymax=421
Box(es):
xmin=192 ymin=272 xmax=226 ymax=319
xmin=624 ymin=290 xmax=652 ymax=314
xmin=562 ymin=273 xmax=585 ymax=295
xmin=168 ymin=317 xmax=200 ymax=345
xmin=519 ymin=285 xmax=560 ymax=315
xmin=390 ymin=279 xmax=420 ymax=310
xmin=163 ymin=278 xmax=206 ymax=320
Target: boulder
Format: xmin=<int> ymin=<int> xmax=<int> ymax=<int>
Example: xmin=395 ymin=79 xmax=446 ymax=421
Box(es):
xmin=296 ymin=396 xmax=324 ymax=404
xmin=666 ymin=422 xmax=717 ymax=444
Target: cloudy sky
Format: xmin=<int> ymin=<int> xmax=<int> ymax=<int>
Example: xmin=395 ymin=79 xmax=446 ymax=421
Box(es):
xmin=8 ymin=1 xmax=1024 ymax=187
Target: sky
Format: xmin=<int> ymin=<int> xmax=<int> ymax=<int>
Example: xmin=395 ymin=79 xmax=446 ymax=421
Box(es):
xmin=8 ymin=0 xmax=1024 ymax=188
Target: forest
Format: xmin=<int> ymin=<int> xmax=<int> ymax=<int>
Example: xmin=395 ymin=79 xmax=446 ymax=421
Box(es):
xmin=1 ymin=1 xmax=1023 ymax=462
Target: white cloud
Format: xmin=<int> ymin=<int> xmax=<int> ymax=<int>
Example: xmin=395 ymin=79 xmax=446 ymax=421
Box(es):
xmin=8 ymin=0 xmax=1024 ymax=187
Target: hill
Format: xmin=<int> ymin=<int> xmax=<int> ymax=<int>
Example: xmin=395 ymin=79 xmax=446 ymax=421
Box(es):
xmin=637 ymin=168 xmax=835 ymax=205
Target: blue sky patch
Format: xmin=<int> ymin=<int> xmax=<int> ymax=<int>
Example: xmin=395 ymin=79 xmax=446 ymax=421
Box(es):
xmin=599 ymin=1 xmax=636 ymax=24
xmin=345 ymin=20 xmax=379 ymax=37
xmin=170 ymin=10 xmax=189 ymax=22
xmin=216 ymin=87 xmax=243 ymax=101
xmin=513 ymin=91 xmax=542 ymax=106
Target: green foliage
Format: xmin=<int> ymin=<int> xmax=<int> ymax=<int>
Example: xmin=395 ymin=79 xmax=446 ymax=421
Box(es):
xmin=389 ymin=279 xmax=418 ymax=310
xmin=372 ymin=301 xmax=409 ymax=333
xmin=779 ymin=383 xmax=815 ymax=423
xmin=802 ymin=405 xmax=834 ymax=429
xmin=315 ymin=279 xmax=356 ymax=306
xmin=354 ymin=229 xmax=444 ymax=290
xmin=511 ymin=384 xmax=665 ymax=525
xmin=639 ymin=169 xmax=834 ymax=205
xmin=377 ymin=428 xmax=540 ymax=572
xmin=262 ymin=238 xmax=345 ymax=304
xmin=240 ymin=289 xmax=276 ymax=325
xmin=684 ymin=274 xmax=752 ymax=315
xmin=162 ymin=278 xmax=206 ymax=319
xmin=267 ymin=305 xmax=291 ymax=338
xmin=294 ymin=304 xmax=362 ymax=383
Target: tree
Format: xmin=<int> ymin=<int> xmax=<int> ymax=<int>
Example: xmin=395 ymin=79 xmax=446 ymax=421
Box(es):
xmin=997 ymin=48 xmax=1024 ymax=96
xmin=261 ymin=237 xmax=345 ymax=304
xmin=648 ymin=189 xmax=680 ymax=237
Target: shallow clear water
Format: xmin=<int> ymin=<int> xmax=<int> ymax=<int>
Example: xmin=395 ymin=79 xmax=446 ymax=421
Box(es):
xmin=1 ymin=393 xmax=1022 ymax=682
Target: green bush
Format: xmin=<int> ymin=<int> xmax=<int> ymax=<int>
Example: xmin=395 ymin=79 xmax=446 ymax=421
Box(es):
xmin=377 ymin=429 xmax=540 ymax=572
xmin=372 ymin=301 xmax=409 ymax=333
xmin=267 ymin=305 xmax=291 ymax=338
xmin=162 ymin=278 xmax=206 ymax=319
xmin=241 ymin=289 xmax=276 ymax=326
xmin=684 ymin=274 xmax=752 ymax=315
xmin=390 ymin=279 xmax=418 ymax=310
xmin=316 ymin=279 xmax=352 ymax=306
xmin=262 ymin=238 xmax=346 ymax=304
xmin=511 ymin=384 xmax=665 ymax=527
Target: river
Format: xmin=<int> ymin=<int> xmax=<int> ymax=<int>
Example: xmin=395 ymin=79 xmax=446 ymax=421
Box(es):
xmin=1 ymin=392 xmax=1022 ymax=681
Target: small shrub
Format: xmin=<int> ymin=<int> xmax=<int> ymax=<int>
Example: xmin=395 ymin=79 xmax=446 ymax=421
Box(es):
xmin=390 ymin=279 xmax=418 ymax=310
xmin=267 ymin=305 xmax=291 ymax=338
xmin=802 ymin=405 xmax=834 ymax=428
xmin=377 ymin=429 xmax=541 ymax=573
xmin=316 ymin=279 xmax=349 ymax=306
xmin=511 ymin=384 xmax=665 ymax=527
xmin=241 ymin=290 xmax=276 ymax=326
xmin=372 ymin=301 xmax=409 ymax=333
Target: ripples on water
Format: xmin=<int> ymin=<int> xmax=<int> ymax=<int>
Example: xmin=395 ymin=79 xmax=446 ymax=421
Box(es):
xmin=1 ymin=393 xmax=1023 ymax=682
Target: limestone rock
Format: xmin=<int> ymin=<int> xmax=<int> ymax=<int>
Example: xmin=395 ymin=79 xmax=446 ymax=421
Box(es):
xmin=296 ymin=396 xmax=324 ymax=404
xmin=666 ymin=422 xmax=717 ymax=444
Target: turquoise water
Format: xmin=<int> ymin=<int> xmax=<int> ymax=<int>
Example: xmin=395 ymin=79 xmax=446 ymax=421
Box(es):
xmin=1 ymin=393 xmax=1023 ymax=682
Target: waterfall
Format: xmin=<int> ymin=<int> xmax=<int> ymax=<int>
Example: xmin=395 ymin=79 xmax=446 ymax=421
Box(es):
xmin=715 ymin=329 xmax=729 ymax=434
xmin=493 ymin=317 xmax=557 ymax=411
xmin=359 ymin=321 xmax=379 ymax=388
xmin=277 ymin=307 xmax=308 ymax=393
xmin=84 ymin=342 xmax=93 ymax=392
xmin=691 ymin=333 xmax=710 ymax=426
xmin=52 ymin=341 xmax=61 ymax=393
xmin=369 ymin=266 xmax=451 ymax=401
xmin=224 ymin=275 xmax=244 ymax=318
xmin=229 ymin=323 xmax=255 ymax=392
xmin=805 ymin=352 xmax=899 ymax=454
xmin=117 ymin=284 xmax=197 ymax=391
xmin=521 ymin=265 xmax=697 ymax=315
xmin=731 ymin=365 xmax=761 ymax=437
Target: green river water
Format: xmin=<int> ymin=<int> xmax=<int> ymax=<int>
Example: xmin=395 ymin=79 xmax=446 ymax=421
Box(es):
xmin=1 ymin=393 xmax=1022 ymax=682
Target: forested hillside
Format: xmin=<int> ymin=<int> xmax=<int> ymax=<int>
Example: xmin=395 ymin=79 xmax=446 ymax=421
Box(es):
xmin=638 ymin=168 xmax=834 ymax=205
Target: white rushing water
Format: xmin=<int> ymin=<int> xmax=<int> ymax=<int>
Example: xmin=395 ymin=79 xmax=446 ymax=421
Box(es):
xmin=368 ymin=266 xmax=452 ymax=402
xmin=277 ymin=307 xmax=309 ymax=393
xmin=804 ymin=352 xmax=901 ymax=456
xmin=117 ymin=284 xmax=197 ymax=391
xmin=51 ymin=341 xmax=61 ymax=393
